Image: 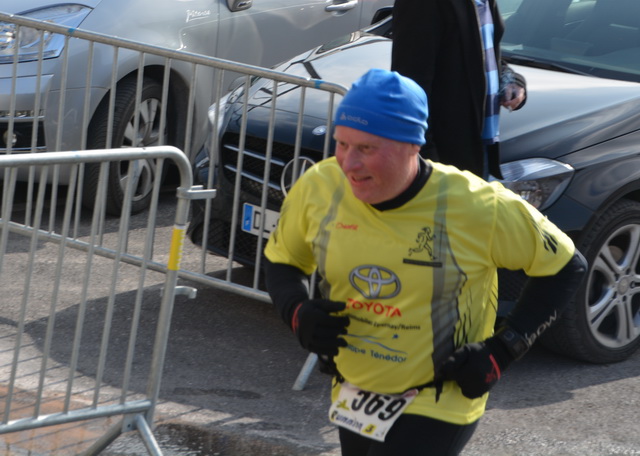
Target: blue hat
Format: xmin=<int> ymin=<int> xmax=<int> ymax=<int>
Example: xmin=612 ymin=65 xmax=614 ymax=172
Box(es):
xmin=334 ymin=69 xmax=428 ymax=146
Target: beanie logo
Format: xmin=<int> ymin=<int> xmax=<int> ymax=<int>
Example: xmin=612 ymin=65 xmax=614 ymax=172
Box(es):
xmin=340 ymin=112 xmax=368 ymax=126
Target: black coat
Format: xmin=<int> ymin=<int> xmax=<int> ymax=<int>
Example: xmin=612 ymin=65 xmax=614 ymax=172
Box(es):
xmin=391 ymin=0 xmax=526 ymax=177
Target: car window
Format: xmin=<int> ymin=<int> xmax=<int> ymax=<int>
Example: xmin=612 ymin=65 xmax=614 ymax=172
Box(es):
xmin=498 ymin=0 xmax=640 ymax=83
xmin=497 ymin=0 xmax=524 ymax=16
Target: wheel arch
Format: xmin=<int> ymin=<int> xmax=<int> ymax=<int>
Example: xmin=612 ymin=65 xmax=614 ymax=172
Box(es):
xmin=573 ymin=178 xmax=640 ymax=248
xmin=547 ymin=147 xmax=640 ymax=245
xmin=88 ymin=64 xmax=192 ymax=151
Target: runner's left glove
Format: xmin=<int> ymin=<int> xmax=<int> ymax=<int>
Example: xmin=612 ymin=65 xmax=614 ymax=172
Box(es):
xmin=437 ymin=333 xmax=516 ymax=399
xmin=291 ymin=299 xmax=349 ymax=356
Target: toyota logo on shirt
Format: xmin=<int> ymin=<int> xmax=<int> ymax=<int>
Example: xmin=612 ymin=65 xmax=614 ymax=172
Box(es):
xmin=280 ymin=157 xmax=316 ymax=197
xmin=349 ymin=265 xmax=401 ymax=300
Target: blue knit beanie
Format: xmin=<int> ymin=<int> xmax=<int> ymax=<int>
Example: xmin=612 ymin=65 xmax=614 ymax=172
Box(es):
xmin=335 ymin=69 xmax=428 ymax=146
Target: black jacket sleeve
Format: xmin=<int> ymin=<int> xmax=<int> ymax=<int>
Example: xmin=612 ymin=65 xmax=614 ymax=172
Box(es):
xmin=502 ymin=250 xmax=588 ymax=346
xmin=264 ymin=258 xmax=311 ymax=329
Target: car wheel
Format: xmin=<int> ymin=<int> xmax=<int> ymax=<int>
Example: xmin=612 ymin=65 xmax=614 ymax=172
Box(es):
xmin=84 ymin=76 xmax=167 ymax=215
xmin=540 ymin=199 xmax=640 ymax=363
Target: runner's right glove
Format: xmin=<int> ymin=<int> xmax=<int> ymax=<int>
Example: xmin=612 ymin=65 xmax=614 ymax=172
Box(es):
xmin=291 ymin=299 xmax=349 ymax=356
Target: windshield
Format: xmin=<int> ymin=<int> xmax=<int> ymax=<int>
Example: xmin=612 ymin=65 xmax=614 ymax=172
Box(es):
xmin=497 ymin=0 xmax=640 ymax=83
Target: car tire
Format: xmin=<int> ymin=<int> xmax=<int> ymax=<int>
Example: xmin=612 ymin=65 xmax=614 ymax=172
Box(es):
xmin=84 ymin=76 xmax=167 ymax=215
xmin=540 ymin=198 xmax=640 ymax=363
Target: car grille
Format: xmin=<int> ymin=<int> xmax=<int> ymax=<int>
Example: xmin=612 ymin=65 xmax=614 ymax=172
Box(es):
xmin=200 ymin=217 xmax=261 ymax=267
xmin=220 ymin=132 xmax=325 ymax=207
xmin=1 ymin=120 xmax=46 ymax=152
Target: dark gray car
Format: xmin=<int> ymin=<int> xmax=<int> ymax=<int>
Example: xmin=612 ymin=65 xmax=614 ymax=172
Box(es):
xmin=189 ymin=0 xmax=640 ymax=363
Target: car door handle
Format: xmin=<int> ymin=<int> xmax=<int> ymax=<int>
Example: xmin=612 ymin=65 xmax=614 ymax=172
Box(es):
xmin=325 ymin=0 xmax=358 ymax=13
xmin=227 ymin=0 xmax=252 ymax=12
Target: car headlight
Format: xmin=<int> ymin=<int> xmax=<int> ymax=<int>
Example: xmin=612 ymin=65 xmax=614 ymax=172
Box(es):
xmin=496 ymin=158 xmax=574 ymax=211
xmin=208 ymin=80 xmax=245 ymax=136
xmin=0 ymin=5 xmax=92 ymax=64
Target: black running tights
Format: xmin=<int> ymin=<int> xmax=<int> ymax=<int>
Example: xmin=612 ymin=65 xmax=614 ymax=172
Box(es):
xmin=338 ymin=414 xmax=479 ymax=456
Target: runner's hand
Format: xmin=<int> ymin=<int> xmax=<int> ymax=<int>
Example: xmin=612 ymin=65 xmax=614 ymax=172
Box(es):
xmin=437 ymin=337 xmax=513 ymax=399
xmin=291 ymin=299 xmax=349 ymax=356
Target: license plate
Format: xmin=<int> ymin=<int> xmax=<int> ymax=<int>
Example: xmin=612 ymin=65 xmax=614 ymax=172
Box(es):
xmin=242 ymin=203 xmax=279 ymax=238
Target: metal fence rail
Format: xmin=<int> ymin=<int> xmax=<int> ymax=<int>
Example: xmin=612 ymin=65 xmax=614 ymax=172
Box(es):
xmin=0 ymin=10 xmax=349 ymax=401
xmin=0 ymin=146 xmax=211 ymax=455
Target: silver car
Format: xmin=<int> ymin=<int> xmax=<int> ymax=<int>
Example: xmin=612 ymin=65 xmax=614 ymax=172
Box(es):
xmin=0 ymin=0 xmax=392 ymax=214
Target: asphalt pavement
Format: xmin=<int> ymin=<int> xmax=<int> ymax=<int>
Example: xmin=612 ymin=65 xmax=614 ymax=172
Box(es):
xmin=103 ymin=268 xmax=344 ymax=456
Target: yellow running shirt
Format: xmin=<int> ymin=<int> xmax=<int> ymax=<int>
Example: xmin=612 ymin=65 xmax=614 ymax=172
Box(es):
xmin=265 ymin=157 xmax=575 ymax=425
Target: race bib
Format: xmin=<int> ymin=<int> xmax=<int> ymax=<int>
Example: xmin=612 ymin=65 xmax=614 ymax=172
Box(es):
xmin=328 ymin=382 xmax=418 ymax=442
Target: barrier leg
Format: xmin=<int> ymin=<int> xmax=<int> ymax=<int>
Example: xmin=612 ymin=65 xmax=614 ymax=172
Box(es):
xmin=80 ymin=419 xmax=124 ymax=456
xmin=292 ymin=353 xmax=318 ymax=391
xmin=135 ymin=414 xmax=163 ymax=456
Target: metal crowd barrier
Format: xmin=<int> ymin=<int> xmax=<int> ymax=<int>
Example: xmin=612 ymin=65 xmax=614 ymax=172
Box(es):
xmin=0 ymin=147 xmax=213 ymax=455
xmin=0 ymin=10 xmax=348 ymax=400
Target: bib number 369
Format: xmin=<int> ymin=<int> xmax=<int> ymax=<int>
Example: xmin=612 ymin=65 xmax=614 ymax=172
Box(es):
xmin=329 ymin=382 xmax=418 ymax=442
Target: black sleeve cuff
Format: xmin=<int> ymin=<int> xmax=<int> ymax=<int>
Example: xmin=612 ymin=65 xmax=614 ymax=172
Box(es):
xmin=264 ymin=258 xmax=310 ymax=327
xmin=494 ymin=326 xmax=530 ymax=361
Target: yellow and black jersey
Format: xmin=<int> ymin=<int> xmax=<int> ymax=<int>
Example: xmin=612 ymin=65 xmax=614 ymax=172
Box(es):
xmin=265 ymin=157 xmax=574 ymax=424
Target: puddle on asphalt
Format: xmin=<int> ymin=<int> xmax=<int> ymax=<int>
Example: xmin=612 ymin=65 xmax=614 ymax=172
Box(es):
xmin=103 ymin=429 xmax=208 ymax=456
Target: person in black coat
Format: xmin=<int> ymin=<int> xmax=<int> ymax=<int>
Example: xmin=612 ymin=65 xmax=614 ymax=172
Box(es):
xmin=391 ymin=0 xmax=527 ymax=178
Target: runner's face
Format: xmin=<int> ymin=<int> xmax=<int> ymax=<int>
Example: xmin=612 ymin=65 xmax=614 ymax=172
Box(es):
xmin=334 ymin=126 xmax=420 ymax=205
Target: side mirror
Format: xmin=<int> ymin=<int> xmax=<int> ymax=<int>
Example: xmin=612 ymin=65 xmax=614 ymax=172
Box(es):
xmin=371 ymin=7 xmax=392 ymax=25
xmin=227 ymin=0 xmax=252 ymax=12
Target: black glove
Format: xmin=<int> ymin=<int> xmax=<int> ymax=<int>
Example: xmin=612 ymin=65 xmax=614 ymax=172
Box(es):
xmin=317 ymin=354 xmax=342 ymax=379
xmin=291 ymin=299 xmax=349 ymax=356
xmin=437 ymin=335 xmax=515 ymax=399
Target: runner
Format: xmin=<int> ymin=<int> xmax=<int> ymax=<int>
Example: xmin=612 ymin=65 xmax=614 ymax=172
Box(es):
xmin=264 ymin=68 xmax=587 ymax=455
